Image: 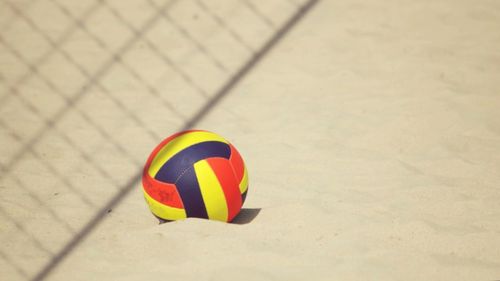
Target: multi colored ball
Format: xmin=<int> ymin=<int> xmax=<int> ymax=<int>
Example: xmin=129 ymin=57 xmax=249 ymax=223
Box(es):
xmin=142 ymin=130 xmax=248 ymax=222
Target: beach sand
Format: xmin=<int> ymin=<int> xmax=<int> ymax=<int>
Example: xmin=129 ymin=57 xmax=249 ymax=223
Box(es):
xmin=1 ymin=0 xmax=500 ymax=280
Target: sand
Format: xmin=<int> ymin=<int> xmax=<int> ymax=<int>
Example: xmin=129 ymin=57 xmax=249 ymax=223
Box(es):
xmin=1 ymin=0 xmax=500 ymax=280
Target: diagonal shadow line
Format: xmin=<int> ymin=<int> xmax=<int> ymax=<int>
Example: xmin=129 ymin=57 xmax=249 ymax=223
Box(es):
xmin=0 ymin=0 xmax=189 ymax=123
xmin=2 ymin=0 xmax=173 ymax=141
xmin=0 ymin=0 xmax=40 ymax=33
xmin=48 ymin=0 xmax=188 ymax=119
xmin=100 ymin=0 xmax=209 ymax=98
xmin=0 ymin=0 xmax=103 ymax=106
xmin=3 ymin=0 xmax=164 ymax=142
xmin=195 ymin=0 xmax=255 ymax=53
xmin=183 ymin=0 xmax=318 ymax=129
xmin=30 ymin=1 xmax=319 ymax=280
xmin=0 ymin=0 xmax=179 ymax=179
xmin=0 ymin=249 xmax=28 ymax=278
xmin=0 ymin=159 xmax=76 ymax=235
xmin=243 ymin=0 xmax=276 ymax=28
xmin=147 ymin=0 xmax=229 ymax=73
xmin=0 ymin=203 xmax=53 ymax=256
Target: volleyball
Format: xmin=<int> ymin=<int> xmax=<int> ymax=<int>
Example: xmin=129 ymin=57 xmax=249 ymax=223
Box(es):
xmin=142 ymin=130 xmax=248 ymax=222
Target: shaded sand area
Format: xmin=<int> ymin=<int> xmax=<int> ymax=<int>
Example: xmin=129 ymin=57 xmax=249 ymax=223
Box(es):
xmin=1 ymin=0 xmax=500 ymax=280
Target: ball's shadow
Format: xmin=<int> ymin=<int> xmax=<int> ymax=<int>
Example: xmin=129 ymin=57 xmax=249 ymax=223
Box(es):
xmin=230 ymin=208 xmax=261 ymax=225
xmin=156 ymin=208 xmax=261 ymax=225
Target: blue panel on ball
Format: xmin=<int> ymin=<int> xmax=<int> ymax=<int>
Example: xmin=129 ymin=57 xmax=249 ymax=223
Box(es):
xmin=154 ymin=141 xmax=231 ymax=183
xmin=175 ymin=166 xmax=208 ymax=219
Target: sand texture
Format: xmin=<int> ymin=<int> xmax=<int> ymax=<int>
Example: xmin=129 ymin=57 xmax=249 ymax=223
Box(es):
xmin=1 ymin=0 xmax=500 ymax=280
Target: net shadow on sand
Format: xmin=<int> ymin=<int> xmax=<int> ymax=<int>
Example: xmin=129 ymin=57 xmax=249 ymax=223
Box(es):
xmin=0 ymin=0 xmax=319 ymax=280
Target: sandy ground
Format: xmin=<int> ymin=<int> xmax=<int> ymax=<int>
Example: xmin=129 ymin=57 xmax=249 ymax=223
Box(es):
xmin=1 ymin=0 xmax=500 ymax=280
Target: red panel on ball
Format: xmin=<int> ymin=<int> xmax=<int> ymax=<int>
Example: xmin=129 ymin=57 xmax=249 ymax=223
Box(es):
xmin=142 ymin=169 xmax=184 ymax=208
xmin=229 ymin=143 xmax=244 ymax=182
xmin=206 ymin=157 xmax=242 ymax=222
xmin=141 ymin=130 xmax=200 ymax=209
